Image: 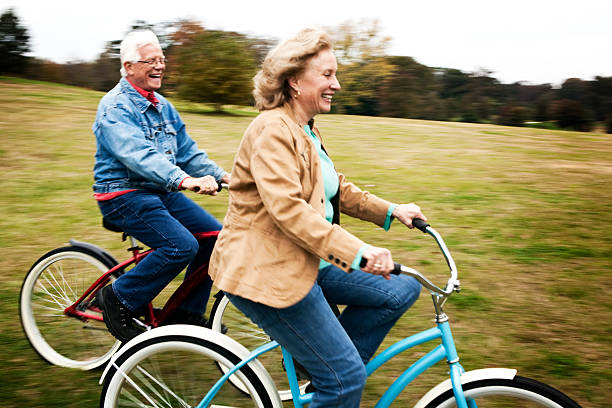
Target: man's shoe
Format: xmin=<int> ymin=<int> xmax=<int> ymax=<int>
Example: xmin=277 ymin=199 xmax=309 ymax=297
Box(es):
xmin=96 ymin=285 xmax=144 ymax=343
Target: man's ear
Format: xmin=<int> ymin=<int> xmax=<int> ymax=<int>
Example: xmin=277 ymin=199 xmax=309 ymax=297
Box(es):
xmin=123 ymin=61 xmax=134 ymax=76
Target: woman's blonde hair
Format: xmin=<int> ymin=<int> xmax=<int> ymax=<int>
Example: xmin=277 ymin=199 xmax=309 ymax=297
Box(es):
xmin=253 ymin=28 xmax=333 ymax=111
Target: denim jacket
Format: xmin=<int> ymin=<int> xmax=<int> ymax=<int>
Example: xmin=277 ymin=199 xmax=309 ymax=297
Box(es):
xmin=92 ymin=77 xmax=227 ymax=193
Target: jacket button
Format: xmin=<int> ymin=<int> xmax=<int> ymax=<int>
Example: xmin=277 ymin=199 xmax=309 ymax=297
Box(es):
xmin=341 ymin=262 xmax=347 ymax=268
xmin=335 ymin=258 xmax=340 ymax=264
xmin=321 ymin=198 xmax=324 ymax=203
xmin=328 ymin=254 xmax=334 ymax=260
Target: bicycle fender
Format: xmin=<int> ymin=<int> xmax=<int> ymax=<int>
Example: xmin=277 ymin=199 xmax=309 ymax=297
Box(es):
xmin=99 ymin=325 xmax=233 ymax=383
xmin=98 ymin=325 xmax=282 ymax=406
xmin=413 ymin=368 xmax=518 ymax=408
xmin=69 ymin=239 xmax=118 ymax=267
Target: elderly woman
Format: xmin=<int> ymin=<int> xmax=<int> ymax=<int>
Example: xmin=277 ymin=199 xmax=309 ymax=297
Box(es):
xmin=209 ymin=28 xmax=426 ymax=407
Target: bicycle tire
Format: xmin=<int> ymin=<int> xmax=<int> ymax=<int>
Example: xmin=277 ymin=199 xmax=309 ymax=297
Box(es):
xmin=424 ymin=375 xmax=581 ymax=408
xmin=19 ymin=246 xmax=122 ymax=370
xmin=209 ymin=292 xmax=311 ymax=401
xmin=100 ymin=329 xmax=280 ymax=408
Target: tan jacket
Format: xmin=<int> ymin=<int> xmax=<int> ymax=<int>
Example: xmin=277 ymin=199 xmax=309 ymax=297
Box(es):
xmin=209 ymin=104 xmax=393 ymax=307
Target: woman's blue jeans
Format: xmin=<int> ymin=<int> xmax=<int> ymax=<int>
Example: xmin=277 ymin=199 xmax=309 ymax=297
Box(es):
xmin=226 ymin=265 xmax=421 ymax=407
xmin=97 ymin=190 xmax=221 ymax=314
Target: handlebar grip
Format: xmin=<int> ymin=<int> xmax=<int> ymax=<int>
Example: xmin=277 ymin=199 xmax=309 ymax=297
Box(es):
xmin=192 ymin=181 xmax=226 ymax=193
xmin=359 ymin=257 xmax=367 ymax=268
xmin=412 ymin=218 xmax=429 ymax=233
xmin=358 ymin=259 xmax=403 ymax=276
xmin=392 ymin=262 xmax=402 ymax=275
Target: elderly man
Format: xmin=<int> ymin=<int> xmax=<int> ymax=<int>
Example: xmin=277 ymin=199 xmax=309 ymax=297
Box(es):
xmin=93 ymin=30 xmax=230 ymax=342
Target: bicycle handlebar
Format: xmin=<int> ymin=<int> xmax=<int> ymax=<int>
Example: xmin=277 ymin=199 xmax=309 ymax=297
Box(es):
xmin=361 ymin=218 xmax=459 ymax=297
xmin=192 ymin=181 xmax=229 ymax=193
xmin=399 ymin=220 xmax=459 ymax=296
xmin=412 ymin=217 xmax=430 ymax=233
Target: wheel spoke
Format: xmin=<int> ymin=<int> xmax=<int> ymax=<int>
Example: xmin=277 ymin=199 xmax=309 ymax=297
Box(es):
xmin=113 ymin=363 xmax=162 ymax=408
xmin=101 ymin=336 xmax=278 ymax=408
xmin=21 ymin=248 xmax=120 ymax=369
xmin=37 ymin=279 xmax=70 ymax=309
xmin=135 ymin=365 xmax=191 ymax=408
xmin=48 ymin=264 xmax=74 ymax=304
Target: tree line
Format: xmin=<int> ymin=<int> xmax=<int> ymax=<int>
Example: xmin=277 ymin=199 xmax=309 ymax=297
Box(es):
xmin=2 ymin=8 xmax=610 ymax=133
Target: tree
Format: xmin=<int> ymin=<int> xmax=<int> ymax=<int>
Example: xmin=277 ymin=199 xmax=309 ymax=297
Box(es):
xmin=498 ymin=104 xmax=529 ymax=127
xmin=174 ymin=30 xmax=258 ymax=110
xmin=328 ymin=19 xmax=391 ymax=65
xmin=0 ymin=8 xmax=30 ymax=74
xmin=89 ymin=41 xmax=122 ymax=91
xmin=551 ymin=99 xmax=592 ymax=132
xmin=327 ymin=19 xmax=395 ymax=116
xmin=379 ymin=56 xmax=441 ymax=120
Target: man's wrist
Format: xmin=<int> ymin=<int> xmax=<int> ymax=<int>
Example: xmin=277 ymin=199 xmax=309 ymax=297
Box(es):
xmin=179 ymin=176 xmax=192 ymax=189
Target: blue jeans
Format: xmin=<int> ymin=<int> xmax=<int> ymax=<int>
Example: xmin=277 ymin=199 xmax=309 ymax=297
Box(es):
xmin=97 ymin=190 xmax=221 ymax=314
xmin=225 ymin=265 xmax=421 ymax=408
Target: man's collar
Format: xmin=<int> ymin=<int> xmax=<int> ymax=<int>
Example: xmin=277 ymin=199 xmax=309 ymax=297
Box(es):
xmin=126 ymin=78 xmax=159 ymax=105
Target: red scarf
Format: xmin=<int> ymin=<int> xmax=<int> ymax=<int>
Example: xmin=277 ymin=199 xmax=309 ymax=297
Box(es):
xmin=127 ymin=78 xmax=159 ymax=105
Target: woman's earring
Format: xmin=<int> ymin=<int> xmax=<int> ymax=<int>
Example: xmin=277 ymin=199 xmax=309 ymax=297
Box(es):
xmin=294 ymin=90 xmax=301 ymax=99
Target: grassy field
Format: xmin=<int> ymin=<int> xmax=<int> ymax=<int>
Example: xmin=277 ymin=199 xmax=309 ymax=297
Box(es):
xmin=1 ymin=76 xmax=610 ymax=407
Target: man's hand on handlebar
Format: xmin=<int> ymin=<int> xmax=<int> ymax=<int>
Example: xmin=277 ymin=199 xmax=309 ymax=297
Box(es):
xmin=181 ymin=175 xmax=220 ymax=195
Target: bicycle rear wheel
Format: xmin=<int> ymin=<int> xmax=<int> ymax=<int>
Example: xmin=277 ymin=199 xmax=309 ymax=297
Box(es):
xmin=424 ymin=376 xmax=581 ymax=407
xmin=209 ymin=292 xmax=310 ymax=401
xmin=100 ymin=331 xmax=280 ymax=407
xmin=19 ymin=246 xmax=122 ymax=370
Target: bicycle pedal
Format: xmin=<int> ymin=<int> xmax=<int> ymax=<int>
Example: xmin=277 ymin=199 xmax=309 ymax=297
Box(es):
xmin=132 ymin=317 xmax=152 ymax=330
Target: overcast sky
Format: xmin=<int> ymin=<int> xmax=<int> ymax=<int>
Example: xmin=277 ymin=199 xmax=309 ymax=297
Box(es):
xmin=2 ymin=0 xmax=611 ymax=86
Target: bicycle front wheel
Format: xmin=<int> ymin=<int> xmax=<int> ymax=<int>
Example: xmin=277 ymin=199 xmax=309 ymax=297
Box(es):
xmin=209 ymin=292 xmax=310 ymax=401
xmin=100 ymin=331 xmax=280 ymax=408
xmin=424 ymin=376 xmax=581 ymax=408
xmin=19 ymin=246 xmax=121 ymax=370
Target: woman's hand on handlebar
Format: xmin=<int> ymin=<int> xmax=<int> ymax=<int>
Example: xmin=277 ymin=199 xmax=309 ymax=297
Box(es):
xmin=392 ymin=203 xmax=427 ymax=228
xmin=361 ymin=246 xmax=394 ymax=280
xmin=181 ymin=175 xmax=219 ymax=195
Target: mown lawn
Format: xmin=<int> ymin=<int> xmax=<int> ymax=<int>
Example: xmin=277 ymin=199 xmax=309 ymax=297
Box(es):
xmin=1 ymin=77 xmax=610 ymax=407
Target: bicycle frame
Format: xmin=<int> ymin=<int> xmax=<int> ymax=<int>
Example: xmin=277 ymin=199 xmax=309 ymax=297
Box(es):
xmin=62 ymin=231 xmax=219 ymax=328
xmin=197 ymin=221 xmax=474 ymax=408
xmin=196 ymin=297 xmax=470 ymax=408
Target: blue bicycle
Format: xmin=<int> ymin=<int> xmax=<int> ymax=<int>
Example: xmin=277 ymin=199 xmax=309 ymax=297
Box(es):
xmin=99 ymin=219 xmax=581 ymax=407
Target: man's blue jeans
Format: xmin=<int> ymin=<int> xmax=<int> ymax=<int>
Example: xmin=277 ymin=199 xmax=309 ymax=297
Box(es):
xmin=226 ymin=265 xmax=421 ymax=407
xmin=97 ymin=190 xmax=221 ymax=314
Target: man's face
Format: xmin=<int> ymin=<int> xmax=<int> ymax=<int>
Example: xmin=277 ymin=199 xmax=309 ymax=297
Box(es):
xmin=124 ymin=43 xmax=165 ymax=91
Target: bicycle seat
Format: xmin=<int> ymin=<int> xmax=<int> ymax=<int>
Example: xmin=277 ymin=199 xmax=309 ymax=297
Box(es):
xmin=102 ymin=218 xmax=123 ymax=233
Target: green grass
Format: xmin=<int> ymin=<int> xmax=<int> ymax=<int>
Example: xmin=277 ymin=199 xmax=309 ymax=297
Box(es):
xmin=1 ymin=78 xmax=611 ymax=407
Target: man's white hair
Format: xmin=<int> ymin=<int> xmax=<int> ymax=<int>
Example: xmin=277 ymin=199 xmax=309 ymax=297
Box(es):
xmin=119 ymin=30 xmax=161 ymax=77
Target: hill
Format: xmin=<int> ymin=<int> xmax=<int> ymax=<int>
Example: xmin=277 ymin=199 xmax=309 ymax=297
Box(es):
xmin=0 ymin=78 xmax=610 ymax=407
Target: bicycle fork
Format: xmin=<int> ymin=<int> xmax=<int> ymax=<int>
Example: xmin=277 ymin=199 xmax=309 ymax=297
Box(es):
xmin=368 ymin=295 xmax=473 ymax=408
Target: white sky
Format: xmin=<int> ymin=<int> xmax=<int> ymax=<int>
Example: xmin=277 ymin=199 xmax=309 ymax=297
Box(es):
xmin=2 ymin=0 xmax=611 ymax=86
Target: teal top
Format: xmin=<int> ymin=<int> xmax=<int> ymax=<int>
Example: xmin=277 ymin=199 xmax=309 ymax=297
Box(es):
xmin=303 ymin=126 xmax=397 ymax=270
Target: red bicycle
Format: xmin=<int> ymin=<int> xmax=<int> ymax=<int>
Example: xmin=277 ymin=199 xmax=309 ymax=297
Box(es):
xmin=19 ymin=217 xmax=220 ymax=370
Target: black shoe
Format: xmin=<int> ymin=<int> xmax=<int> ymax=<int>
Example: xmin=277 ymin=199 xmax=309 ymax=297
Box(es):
xmin=96 ymin=285 xmax=144 ymax=343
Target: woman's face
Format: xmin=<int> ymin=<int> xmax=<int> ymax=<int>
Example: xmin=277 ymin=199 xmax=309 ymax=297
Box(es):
xmin=291 ymin=48 xmax=341 ymax=119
